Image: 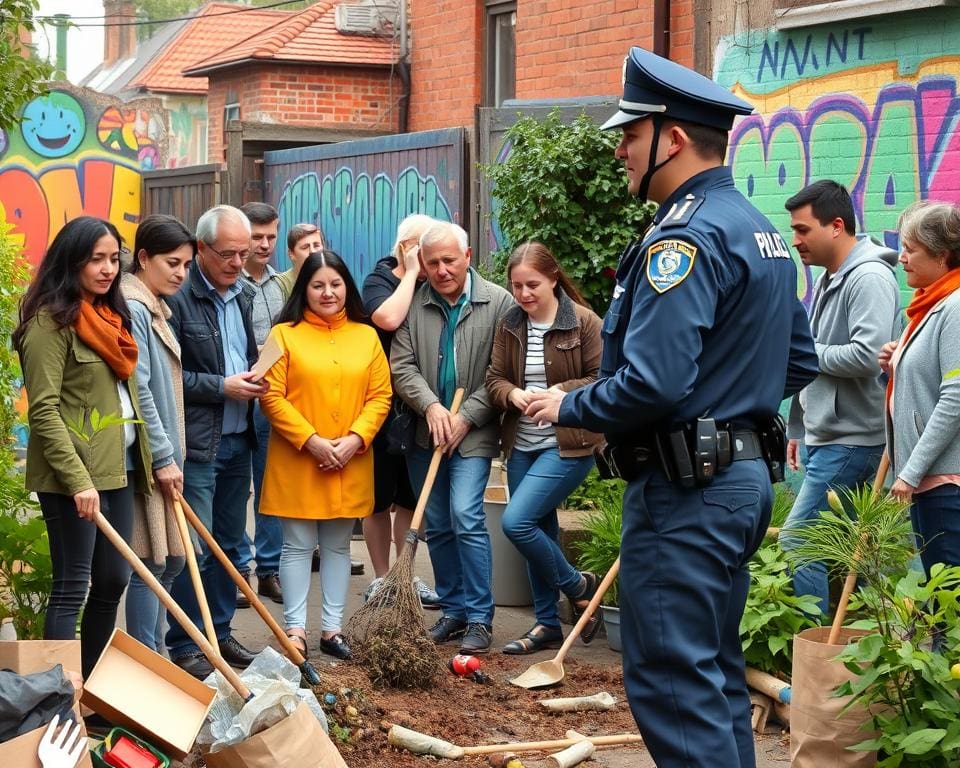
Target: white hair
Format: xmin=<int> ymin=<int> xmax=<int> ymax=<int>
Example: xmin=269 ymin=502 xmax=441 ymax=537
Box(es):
xmin=196 ymin=205 xmax=251 ymax=244
xmin=420 ymin=220 xmax=468 ymax=254
xmin=392 ymin=214 xmax=436 ymax=257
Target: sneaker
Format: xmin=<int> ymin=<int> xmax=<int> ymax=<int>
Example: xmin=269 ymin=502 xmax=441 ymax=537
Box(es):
xmin=429 ymin=615 xmax=467 ymax=644
xmin=413 ymin=577 xmax=441 ymax=609
xmin=364 ymin=577 xmax=384 ymax=603
xmin=459 ymin=622 xmax=493 ymax=654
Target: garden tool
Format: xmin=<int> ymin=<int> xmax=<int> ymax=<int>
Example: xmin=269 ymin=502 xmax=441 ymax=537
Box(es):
xmin=37 ymin=713 xmax=86 ymax=768
xmin=509 ymin=556 xmax=620 ymax=689
xmin=344 ymin=389 xmax=464 ymax=688
xmin=176 ymin=495 xmax=323 ymax=687
xmin=827 ymin=451 xmax=890 ymax=644
xmin=92 ymin=511 xmax=252 ymax=701
xmin=388 ymin=724 xmax=643 ymax=759
xmin=172 ymin=495 xmax=217 ymax=649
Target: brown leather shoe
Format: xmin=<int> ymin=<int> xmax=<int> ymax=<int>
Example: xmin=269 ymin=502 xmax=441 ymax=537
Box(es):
xmin=257 ymin=573 xmax=283 ymax=604
xmin=236 ymin=572 xmax=252 ymax=609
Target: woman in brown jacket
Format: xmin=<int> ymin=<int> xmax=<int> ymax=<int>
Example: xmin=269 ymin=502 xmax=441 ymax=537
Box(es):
xmin=486 ymin=242 xmax=604 ymax=654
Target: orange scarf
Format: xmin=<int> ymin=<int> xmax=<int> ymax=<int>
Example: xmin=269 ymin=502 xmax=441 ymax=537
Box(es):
xmin=74 ymin=301 xmax=138 ymax=381
xmin=887 ymin=267 xmax=960 ymax=409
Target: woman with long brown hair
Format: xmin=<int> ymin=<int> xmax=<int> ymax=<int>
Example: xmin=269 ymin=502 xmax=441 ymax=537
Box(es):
xmin=486 ymin=241 xmax=605 ymax=654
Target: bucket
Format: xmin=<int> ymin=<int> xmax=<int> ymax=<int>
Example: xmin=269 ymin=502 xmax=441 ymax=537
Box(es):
xmin=483 ymin=485 xmax=533 ymax=607
xmin=602 ymin=605 xmax=622 ymax=652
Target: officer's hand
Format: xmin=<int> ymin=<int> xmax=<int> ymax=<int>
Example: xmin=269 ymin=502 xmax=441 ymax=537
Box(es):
xmin=878 ymin=340 xmax=899 ymax=376
xmin=525 ymin=389 xmax=565 ymax=426
xmin=425 ymin=402 xmax=453 ymax=448
xmin=787 ymin=439 xmax=801 ymax=471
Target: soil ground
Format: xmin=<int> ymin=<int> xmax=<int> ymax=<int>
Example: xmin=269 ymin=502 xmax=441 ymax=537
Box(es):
xmin=196 ymin=533 xmax=791 ymax=767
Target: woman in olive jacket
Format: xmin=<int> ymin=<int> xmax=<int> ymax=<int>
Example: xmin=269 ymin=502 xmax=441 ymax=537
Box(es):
xmin=14 ymin=217 xmax=151 ymax=676
xmin=486 ymin=242 xmax=604 ymax=654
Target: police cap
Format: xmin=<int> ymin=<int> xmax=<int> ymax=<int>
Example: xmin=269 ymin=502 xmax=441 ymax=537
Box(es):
xmin=601 ymin=47 xmax=754 ymax=131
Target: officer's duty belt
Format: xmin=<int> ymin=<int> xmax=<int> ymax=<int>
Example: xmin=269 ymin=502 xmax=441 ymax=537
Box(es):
xmin=596 ymin=427 xmax=764 ymax=487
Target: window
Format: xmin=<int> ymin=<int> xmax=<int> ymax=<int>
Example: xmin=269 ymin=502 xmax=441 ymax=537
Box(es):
xmin=224 ymin=89 xmax=240 ymax=126
xmin=775 ymin=0 xmax=952 ymax=30
xmin=485 ymin=1 xmax=516 ymax=107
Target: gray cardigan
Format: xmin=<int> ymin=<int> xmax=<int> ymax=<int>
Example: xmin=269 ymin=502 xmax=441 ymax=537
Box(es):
xmin=390 ymin=268 xmax=514 ymax=457
xmin=886 ymin=289 xmax=960 ymax=487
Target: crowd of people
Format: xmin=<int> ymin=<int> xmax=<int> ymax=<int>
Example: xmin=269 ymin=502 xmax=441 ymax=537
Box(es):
xmin=11 ymin=44 xmax=960 ymax=768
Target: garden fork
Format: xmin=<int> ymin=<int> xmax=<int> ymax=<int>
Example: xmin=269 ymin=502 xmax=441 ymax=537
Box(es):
xmin=37 ymin=713 xmax=87 ymax=768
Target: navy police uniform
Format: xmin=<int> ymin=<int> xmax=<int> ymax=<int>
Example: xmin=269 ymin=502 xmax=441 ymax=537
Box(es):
xmin=558 ymin=49 xmax=818 ymax=767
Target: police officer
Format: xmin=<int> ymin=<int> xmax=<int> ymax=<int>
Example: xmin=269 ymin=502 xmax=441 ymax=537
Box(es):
xmin=527 ymin=48 xmax=818 ymax=767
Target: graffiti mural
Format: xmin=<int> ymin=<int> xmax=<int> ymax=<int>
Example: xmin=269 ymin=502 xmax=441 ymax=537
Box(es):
xmin=0 ymin=84 xmax=168 ymax=265
xmin=717 ymin=8 xmax=960 ymax=303
xmin=165 ymin=96 xmax=207 ymax=168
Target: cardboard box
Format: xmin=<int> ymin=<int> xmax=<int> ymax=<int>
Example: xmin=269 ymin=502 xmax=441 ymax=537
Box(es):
xmin=0 ymin=639 xmax=82 ymax=676
xmin=81 ymin=629 xmax=216 ymax=759
xmin=0 ymin=706 xmax=94 ymax=768
xmin=0 ymin=639 xmax=91 ymax=768
xmin=205 ymin=701 xmax=347 ymax=768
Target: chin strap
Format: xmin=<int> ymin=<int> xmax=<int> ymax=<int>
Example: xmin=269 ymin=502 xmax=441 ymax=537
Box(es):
xmin=635 ymin=114 xmax=676 ymax=203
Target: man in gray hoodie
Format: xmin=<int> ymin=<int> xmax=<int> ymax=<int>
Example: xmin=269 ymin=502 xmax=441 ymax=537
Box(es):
xmin=781 ymin=180 xmax=900 ymax=617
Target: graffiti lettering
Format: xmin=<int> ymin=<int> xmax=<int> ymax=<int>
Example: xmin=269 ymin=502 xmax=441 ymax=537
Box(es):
xmin=757 ymin=27 xmax=871 ymax=83
xmin=276 ymin=166 xmax=452 ymax=281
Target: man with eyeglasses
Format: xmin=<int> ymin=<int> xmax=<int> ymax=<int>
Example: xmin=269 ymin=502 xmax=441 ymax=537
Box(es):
xmin=164 ymin=204 xmax=267 ymax=678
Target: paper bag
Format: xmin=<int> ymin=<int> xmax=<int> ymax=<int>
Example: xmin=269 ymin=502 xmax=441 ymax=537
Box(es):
xmin=0 ymin=705 xmax=93 ymax=768
xmin=205 ymin=701 xmax=346 ymax=768
xmin=790 ymin=626 xmax=877 ymax=768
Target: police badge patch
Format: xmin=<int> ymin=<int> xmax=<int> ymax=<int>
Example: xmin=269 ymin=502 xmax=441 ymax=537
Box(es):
xmin=646 ymin=240 xmax=697 ymax=294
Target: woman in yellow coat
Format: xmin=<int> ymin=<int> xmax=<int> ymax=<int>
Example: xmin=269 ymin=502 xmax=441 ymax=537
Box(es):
xmin=260 ymin=251 xmax=391 ymax=661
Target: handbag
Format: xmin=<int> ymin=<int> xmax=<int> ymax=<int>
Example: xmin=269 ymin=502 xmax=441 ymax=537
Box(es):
xmin=385 ymin=399 xmax=416 ymax=455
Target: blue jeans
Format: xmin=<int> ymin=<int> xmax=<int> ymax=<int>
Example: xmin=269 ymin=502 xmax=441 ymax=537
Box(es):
xmin=125 ymin=555 xmax=185 ymax=652
xmin=780 ymin=443 xmax=883 ymax=616
xmin=504 ymin=447 xmax=594 ymax=629
xmin=165 ymin=433 xmax=252 ymax=659
xmin=237 ymin=402 xmax=282 ymax=576
xmin=621 ymin=459 xmax=772 ymax=768
xmin=407 ymin=447 xmax=494 ymax=625
xmin=911 ymin=484 xmax=960 ymax=576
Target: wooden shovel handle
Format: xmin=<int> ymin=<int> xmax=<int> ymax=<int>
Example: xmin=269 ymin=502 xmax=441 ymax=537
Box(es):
xmin=462 ymin=732 xmax=643 ymax=756
xmin=827 ymin=451 xmax=890 ymax=644
xmin=553 ymin=556 xmax=620 ymax=665
xmin=92 ymin=511 xmax=251 ymax=700
xmin=408 ymin=388 xmax=465 ymax=533
xmin=177 ymin=495 xmax=309 ymax=667
xmin=173 ymin=496 xmax=218 ymax=649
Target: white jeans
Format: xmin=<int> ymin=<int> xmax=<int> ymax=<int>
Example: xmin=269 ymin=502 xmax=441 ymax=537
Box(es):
xmin=279 ymin=517 xmax=355 ymax=633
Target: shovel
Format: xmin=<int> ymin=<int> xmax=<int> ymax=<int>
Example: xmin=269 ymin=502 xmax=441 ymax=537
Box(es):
xmin=176 ymin=494 xmax=324 ymax=686
xmin=510 ymin=556 xmax=620 ymax=689
xmin=92 ymin=510 xmax=252 ymax=700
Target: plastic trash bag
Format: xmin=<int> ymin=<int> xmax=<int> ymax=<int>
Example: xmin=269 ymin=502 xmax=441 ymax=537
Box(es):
xmin=196 ymin=647 xmax=327 ymax=752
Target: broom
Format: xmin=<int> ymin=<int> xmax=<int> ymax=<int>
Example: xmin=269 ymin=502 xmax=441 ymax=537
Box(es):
xmin=346 ymin=388 xmax=464 ymax=688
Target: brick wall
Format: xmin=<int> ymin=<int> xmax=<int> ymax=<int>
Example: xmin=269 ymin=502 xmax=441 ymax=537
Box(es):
xmin=205 ymin=63 xmax=401 ymax=161
xmin=409 ymin=0 xmax=695 ymax=132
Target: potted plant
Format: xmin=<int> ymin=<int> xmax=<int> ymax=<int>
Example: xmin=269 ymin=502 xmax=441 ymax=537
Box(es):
xmin=574 ymin=474 xmax=624 ymax=651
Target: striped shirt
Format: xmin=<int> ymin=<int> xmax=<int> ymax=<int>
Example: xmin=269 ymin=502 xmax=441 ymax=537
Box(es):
xmin=515 ymin=320 xmax=558 ymax=451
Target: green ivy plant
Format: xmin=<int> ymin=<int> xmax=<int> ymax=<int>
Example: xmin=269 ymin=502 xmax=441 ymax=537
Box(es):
xmin=481 ymin=110 xmax=655 ymax=313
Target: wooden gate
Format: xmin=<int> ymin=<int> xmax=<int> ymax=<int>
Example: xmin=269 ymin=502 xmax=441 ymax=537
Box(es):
xmin=140 ymin=164 xmax=220 ymax=229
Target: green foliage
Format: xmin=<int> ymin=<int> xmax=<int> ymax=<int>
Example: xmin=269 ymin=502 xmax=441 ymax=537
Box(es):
xmin=0 ymin=0 xmax=53 ymax=129
xmin=0 ymin=223 xmax=29 ymax=466
xmin=836 ymin=566 xmax=960 ymax=767
xmin=740 ymin=542 xmax=819 ymax=676
xmin=481 ymin=110 xmax=655 ymax=313
xmin=0 ymin=503 xmax=49 ymax=639
xmin=565 ymin=467 xmax=624 ymax=513
xmin=770 ymin=483 xmax=795 ymax=529
xmin=63 ymin=408 xmax=143 ymax=443
xmin=574 ymin=479 xmax=623 ymax=607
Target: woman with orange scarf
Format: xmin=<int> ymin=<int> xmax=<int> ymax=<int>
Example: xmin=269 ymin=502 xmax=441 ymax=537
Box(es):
xmin=879 ymin=201 xmax=960 ymax=578
xmin=14 ymin=217 xmax=151 ymax=677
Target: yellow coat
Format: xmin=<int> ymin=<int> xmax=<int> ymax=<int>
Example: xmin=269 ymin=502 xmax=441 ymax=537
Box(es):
xmin=260 ymin=310 xmax=391 ymax=519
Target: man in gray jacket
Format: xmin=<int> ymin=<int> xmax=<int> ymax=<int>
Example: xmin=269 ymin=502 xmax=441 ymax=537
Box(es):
xmin=390 ymin=220 xmax=513 ymax=654
xmin=781 ymin=180 xmax=901 ymax=617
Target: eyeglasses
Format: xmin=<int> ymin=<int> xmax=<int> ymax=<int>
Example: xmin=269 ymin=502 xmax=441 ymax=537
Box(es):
xmin=204 ymin=243 xmax=250 ymax=261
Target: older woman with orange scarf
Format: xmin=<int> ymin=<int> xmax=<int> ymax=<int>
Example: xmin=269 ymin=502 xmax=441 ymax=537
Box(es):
xmin=879 ymin=200 xmax=960 ymax=578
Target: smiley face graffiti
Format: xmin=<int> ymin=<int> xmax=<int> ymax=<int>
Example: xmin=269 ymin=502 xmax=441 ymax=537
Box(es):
xmin=20 ymin=92 xmax=87 ymax=158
